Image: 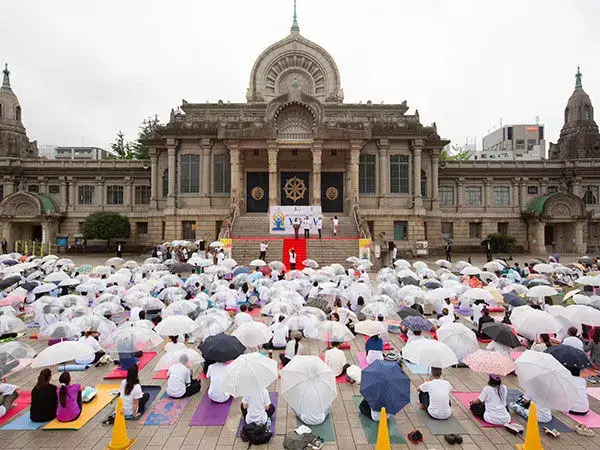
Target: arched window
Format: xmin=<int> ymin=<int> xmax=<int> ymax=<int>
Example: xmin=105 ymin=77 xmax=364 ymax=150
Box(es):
xmin=15 ymin=106 xmax=21 ymax=121
xmin=584 ymin=105 xmax=591 ymax=120
xmin=162 ymin=169 xmax=168 ymax=197
xmin=421 ymin=169 xmax=427 ymax=198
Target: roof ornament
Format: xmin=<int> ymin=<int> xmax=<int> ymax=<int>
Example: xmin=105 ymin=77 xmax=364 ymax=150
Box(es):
xmin=2 ymin=63 xmax=11 ymax=89
xmin=291 ymin=0 xmax=300 ymax=33
xmin=575 ymin=66 xmax=583 ymax=90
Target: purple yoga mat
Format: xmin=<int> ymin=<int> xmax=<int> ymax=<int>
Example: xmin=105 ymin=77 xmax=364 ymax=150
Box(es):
xmin=236 ymin=392 xmax=278 ymax=436
xmin=189 ymin=394 xmax=233 ymax=426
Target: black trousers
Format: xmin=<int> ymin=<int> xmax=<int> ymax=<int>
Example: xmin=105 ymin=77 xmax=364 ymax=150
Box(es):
xmin=171 ymin=380 xmax=201 ymax=398
xmin=241 ymin=403 xmax=275 ymax=420
xmin=294 ymin=228 xmax=299 ymax=239
xmin=304 ymin=229 xmax=309 ymax=239
xmin=137 ymin=392 xmax=150 ymax=414
xmin=318 ymin=229 xmax=322 ymax=239
xmin=92 ymin=351 xmax=105 ymax=364
xmin=358 ymin=398 xmax=373 ymax=420
xmin=335 ymin=364 xmax=351 ymax=378
xmin=279 ymin=354 xmax=291 ymax=366
xmin=419 ymin=391 xmax=430 ymax=411
xmin=290 ymin=263 xmax=296 ymax=270
xmin=259 ymin=251 xmax=266 ymax=261
xmin=470 ymin=402 xmax=486 ymax=419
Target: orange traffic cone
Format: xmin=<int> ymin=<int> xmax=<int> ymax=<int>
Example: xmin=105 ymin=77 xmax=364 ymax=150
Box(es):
xmin=516 ymin=401 xmax=543 ymax=450
xmin=107 ymin=397 xmax=136 ymax=450
xmin=376 ymin=407 xmax=391 ymax=450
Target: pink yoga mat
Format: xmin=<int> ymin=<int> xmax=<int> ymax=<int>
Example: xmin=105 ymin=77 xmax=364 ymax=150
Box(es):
xmin=564 ymin=410 xmax=600 ymax=428
xmin=104 ymin=352 xmax=157 ymax=379
xmin=357 ymin=352 xmax=369 ymax=369
xmin=0 ymin=390 xmax=31 ymax=426
xmin=588 ymin=387 xmax=600 ymax=402
xmin=452 ymin=392 xmax=505 ymax=428
xmin=189 ymin=393 xmax=233 ymax=426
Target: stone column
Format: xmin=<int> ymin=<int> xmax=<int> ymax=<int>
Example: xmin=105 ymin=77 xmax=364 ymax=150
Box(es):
xmin=149 ymin=149 xmax=158 ymax=208
xmin=227 ymin=141 xmax=241 ymax=206
xmin=511 ymin=178 xmax=520 ymax=209
xmin=457 ymin=178 xmax=465 ymax=206
xmin=124 ymin=177 xmax=133 ymax=210
xmin=312 ymin=141 xmax=323 ymax=206
xmin=520 ymin=177 xmax=528 ymax=211
xmin=431 ymin=152 xmax=440 ymax=207
xmin=3 ymin=176 xmax=14 ymax=196
xmin=533 ymin=220 xmax=546 ymax=255
xmin=41 ymin=223 xmax=48 ymax=245
xmin=38 ymin=177 xmax=47 ymax=195
xmin=167 ymin=139 xmax=177 ymax=207
xmin=377 ymin=139 xmax=389 ymax=198
xmin=95 ymin=177 xmax=105 ymax=209
xmin=572 ymin=176 xmax=582 ymax=198
xmin=59 ymin=177 xmax=68 ymax=212
xmin=412 ymin=139 xmax=423 ymax=208
xmin=201 ymin=138 xmax=212 ymax=197
xmin=267 ymin=141 xmax=279 ymax=206
xmin=67 ymin=177 xmax=75 ymax=210
xmin=575 ymin=221 xmax=586 ymax=254
xmin=349 ymin=140 xmax=363 ymax=203
xmin=484 ymin=177 xmax=492 ymax=210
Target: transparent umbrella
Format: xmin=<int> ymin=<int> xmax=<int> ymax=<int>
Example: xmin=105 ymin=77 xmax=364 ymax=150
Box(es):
xmin=436 ymin=322 xmax=479 ymax=362
xmin=38 ymin=321 xmax=82 ymax=340
xmin=100 ymin=324 xmax=163 ymax=352
xmin=154 ymin=348 xmax=204 ymax=371
xmin=306 ymin=320 xmax=354 ymax=343
xmin=221 ymin=352 xmax=277 ymax=397
xmin=0 ymin=314 xmax=26 ymax=335
xmin=232 ymin=322 xmax=273 ymax=347
xmin=31 ymin=341 xmax=94 ymax=368
xmin=154 ymin=315 xmax=198 ymax=336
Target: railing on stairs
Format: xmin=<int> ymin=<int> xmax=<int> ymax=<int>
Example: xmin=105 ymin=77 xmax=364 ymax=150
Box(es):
xmin=218 ymin=198 xmax=239 ymax=239
xmin=350 ymin=196 xmax=371 ymax=240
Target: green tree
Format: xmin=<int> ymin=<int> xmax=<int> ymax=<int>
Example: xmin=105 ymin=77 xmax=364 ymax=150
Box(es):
xmin=110 ymin=116 xmax=159 ymax=160
xmin=110 ymin=131 xmax=134 ymax=159
xmin=440 ymin=144 xmax=472 ymax=161
xmin=486 ymin=233 xmax=517 ymax=253
xmin=83 ymin=212 xmax=131 ymax=244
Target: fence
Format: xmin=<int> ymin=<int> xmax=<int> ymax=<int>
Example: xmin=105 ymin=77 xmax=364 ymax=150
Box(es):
xmin=14 ymin=240 xmax=58 ymax=256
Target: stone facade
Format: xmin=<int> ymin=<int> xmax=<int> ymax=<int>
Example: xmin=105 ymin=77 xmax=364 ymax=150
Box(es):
xmin=1 ymin=18 xmax=600 ymax=257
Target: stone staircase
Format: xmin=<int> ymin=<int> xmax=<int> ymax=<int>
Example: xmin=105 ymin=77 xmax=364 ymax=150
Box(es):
xmin=306 ymin=239 xmax=360 ymax=267
xmin=231 ymin=213 xmax=359 ymax=238
xmin=231 ymin=239 xmax=284 ymax=265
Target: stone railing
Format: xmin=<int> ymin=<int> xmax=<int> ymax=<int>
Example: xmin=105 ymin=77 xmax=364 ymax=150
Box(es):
xmin=350 ymin=197 xmax=371 ymax=240
xmin=218 ymin=199 xmax=239 ymax=239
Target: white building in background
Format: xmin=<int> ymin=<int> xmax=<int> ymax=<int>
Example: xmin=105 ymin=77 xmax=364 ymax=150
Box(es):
xmin=54 ymin=146 xmax=111 ymax=160
xmin=37 ymin=144 xmax=57 ymax=159
xmin=472 ymin=124 xmax=546 ymax=161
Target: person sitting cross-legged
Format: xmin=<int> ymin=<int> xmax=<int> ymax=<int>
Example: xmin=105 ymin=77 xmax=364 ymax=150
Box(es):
xmin=469 ymin=374 xmax=511 ymax=425
xmin=417 ymin=367 xmax=453 ymax=420
xmin=119 ymin=366 xmax=150 ymax=418
xmin=325 ymin=341 xmax=351 ymax=377
xmin=167 ymin=354 xmax=201 ymax=399
xmin=241 ymin=388 xmax=275 ymax=426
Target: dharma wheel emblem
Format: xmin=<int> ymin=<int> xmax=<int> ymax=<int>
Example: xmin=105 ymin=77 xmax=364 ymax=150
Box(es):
xmin=283 ymin=176 xmax=307 ymax=202
xmin=251 ymin=187 xmax=265 ymax=201
xmin=325 ymin=187 xmax=339 ymax=201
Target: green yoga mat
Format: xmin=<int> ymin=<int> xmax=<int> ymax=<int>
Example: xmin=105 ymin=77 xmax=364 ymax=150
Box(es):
xmin=295 ymin=414 xmax=336 ymax=442
xmin=352 ymin=396 xmax=406 ymax=444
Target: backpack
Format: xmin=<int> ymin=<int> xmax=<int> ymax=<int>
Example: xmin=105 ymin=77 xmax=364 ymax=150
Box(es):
xmin=240 ymin=422 xmax=272 ymax=447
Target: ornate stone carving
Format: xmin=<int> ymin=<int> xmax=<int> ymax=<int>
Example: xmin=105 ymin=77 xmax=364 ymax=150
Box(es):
xmin=283 ymin=176 xmax=307 ymax=202
xmin=274 ymin=103 xmax=316 ymax=140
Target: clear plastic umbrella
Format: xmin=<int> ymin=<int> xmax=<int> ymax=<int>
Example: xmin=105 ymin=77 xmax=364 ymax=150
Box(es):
xmin=0 ymin=314 xmax=26 ymax=334
xmin=163 ymin=300 xmax=201 ymax=319
xmin=93 ymin=302 xmax=125 ymax=317
xmin=44 ymin=271 xmax=70 ymax=284
xmin=221 ymin=352 xmax=277 ymax=397
xmin=154 ymin=315 xmax=198 ymax=336
xmin=100 ymin=324 xmax=163 ymax=352
xmin=38 ymin=321 xmax=82 ymax=340
xmin=563 ymin=304 xmax=600 ymax=326
xmin=154 ymin=348 xmax=204 ymax=371
xmin=306 ymin=320 xmax=354 ymax=343
xmin=31 ymin=341 xmax=94 ymax=368
xmin=72 ymin=315 xmax=116 ymax=335
xmin=232 ymin=322 xmax=273 ymax=347
xmin=194 ymin=314 xmax=230 ymax=339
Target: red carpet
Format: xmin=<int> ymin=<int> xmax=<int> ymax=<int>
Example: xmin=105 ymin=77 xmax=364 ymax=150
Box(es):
xmin=282 ymin=238 xmax=306 ymax=271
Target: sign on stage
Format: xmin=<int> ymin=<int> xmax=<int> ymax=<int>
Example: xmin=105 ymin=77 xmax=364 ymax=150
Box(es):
xmin=269 ymin=206 xmax=323 ymax=235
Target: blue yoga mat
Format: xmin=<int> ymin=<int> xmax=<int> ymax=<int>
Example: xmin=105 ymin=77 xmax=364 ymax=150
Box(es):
xmin=128 ymin=385 xmax=162 ymax=420
xmin=506 ymin=389 xmax=573 ymax=433
xmin=1 ymin=414 xmax=49 ymax=430
xmin=58 ymin=364 xmax=92 ymax=372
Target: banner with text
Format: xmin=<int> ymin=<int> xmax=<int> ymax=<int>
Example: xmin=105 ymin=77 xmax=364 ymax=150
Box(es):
xmin=269 ymin=206 xmax=323 ymax=235
xmin=359 ymin=239 xmax=372 ymax=260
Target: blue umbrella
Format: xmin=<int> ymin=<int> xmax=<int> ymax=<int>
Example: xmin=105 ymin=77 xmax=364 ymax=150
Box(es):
xmin=546 ymin=344 xmax=592 ymax=370
xmin=233 ymin=266 xmax=251 ymax=276
xmin=360 ymin=360 xmax=410 ymax=414
xmin=401 ymin=315 xmax=433 ymax=331
xmin=502 ymin=292 xmax=525 ymax=307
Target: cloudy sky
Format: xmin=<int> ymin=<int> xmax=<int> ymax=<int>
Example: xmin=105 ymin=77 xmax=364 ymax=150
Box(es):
xmin=2 ymin=0 xmax=599 ymax=152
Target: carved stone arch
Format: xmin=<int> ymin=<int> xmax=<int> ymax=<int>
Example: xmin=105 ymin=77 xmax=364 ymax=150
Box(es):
xmin=543 ymin=192 xmax=585 ymax=219
xmin=0 ymin=192 xmax=43 ymax=218
xmin=274 ymin=102 xmax=317 ymax=140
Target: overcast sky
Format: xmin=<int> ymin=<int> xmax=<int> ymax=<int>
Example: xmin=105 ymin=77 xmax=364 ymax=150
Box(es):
xmin=2 ymin=0 xmax=599 ymax=152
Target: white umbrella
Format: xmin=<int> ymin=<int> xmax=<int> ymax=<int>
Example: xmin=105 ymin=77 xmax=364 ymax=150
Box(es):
xmin=307 ymin=321 xmax=354 ymax=343
xmin=222 ymin=352 xmax=277 ymax=397
xmin=532 ymin=263 xmax=554 ymax=274
xmin=302 ymin=259 xmax=319 ymax=269
xmin=249 ymin=259 xmax=266 ymax=267
xmin=515 ymin=350 xmax=577 ymax=411
xmin=105 ymin=257 xmax=124 ymax=267
xmin=0 ymin=314 xmax=26 ymax=334
xmin=510 ymin=307 xmax=561 ymax=340
xmin=394 ymin=259 xmax=411 ymax=269
xmin=280 ymin=355 xmax=337 ymax=420
xmin=209 ymin=241 xmax=223 ymax=248
xmin=483 ymin=261 xmax=504 ymax=272
xmin=71 ymin=315 xmax=116 ymax=335
xmin=100 ymin=325 xmax=163 ymax=352
xmin=31 ymin=341 xmax=94 ymax=368
xmin=194 ymin=314 xmax=230 ymax=339
xmin=436 ymin=323 xmax=479 ymax=362
xmin=354 ymin=320 xmax=386 ymax=337
xmin=575 ymin=276 xmax=600 ymax=287
xmin=93 ymin=302 xmax=125 ymax=316
xmin=462 ymin=288 xmax=494 ymax=302
xmin=38 ymin=321 xmax=82 ymax=340
xmin=205 ymin=265 xmax=228 ymax=275
xmin=154 ymin=316 xmax=198 ymax=336
xmin=563 ymin=304 xmax=600 ymax=326
xmin=526 ymin=285 xmax=558 ymax=298
xmin=163 ymin=300 xmax=200 ymax=318
xmin=460 ymin=266 xmax=482 ymax=276
xmin=154 ymin=349 xmax=204 ymax=371
xmin=401 ymin=339 xmax=458 ymax=368
xmin=32 ymin=283 xmax=57 ymax=295
xmin=435 ymin=259 xmax=453 ymax=269
xmin=232 ymin=322 xmax=273 ymax=347
xmin=360 ymin=301 xmax=396 ymax=317
xmin=58 ymin=278 xmax=80 ymax=288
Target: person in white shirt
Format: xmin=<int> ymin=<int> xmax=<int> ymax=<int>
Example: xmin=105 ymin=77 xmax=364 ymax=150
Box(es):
xmin=406 ymin=330 xmax=425 ymax=345
xmin=119 ymin=366 xmax=149 ymax=417
xmin=567 ymin=368 xmax=589 ymax=415
xmin=167 ymin=354 xmax=201 ymax=398
xmin=216 ymin=250 xmax=225 ymax=266
xmin=279 ymin=331 xmax=305 ymax=366
xmin=325 ymin=342 xmax=350 ymax=377
xmin=265 ymin=315 xmax=288 ymax=350
xmin=331 ymin=216 xmax=339 ymax=237
xmin=129 ymin=307 xmax=142 ymax=323
xmin=75 ymin=332 xmax=105 ymax=365
xmin=437 ymin=309 xmax=455 ymax=326
xmin=37 ymin=305 xmax=58 ymax=327
xmin=165 ymin=335 xmax=186 ymax=353
xmin=358 ymin=396 xmax=392 ymax=422
xmin=509 ymin=392 xmax=552 ymax=423
xmin=562 ymin=327 xmax=584 ymax=351
xmin=0 ymin=382 xmax=19 ymax=419
xmin=234 ymin=304 xmax=253 ymax=328
xmin=302 ymin=217 xmax=310 ymax=239
xmin=206 ymin=362 xmax=230 ymax=403
xmin=417 ymin=368 xmax=453 ymax=419
xmin=308 ymin=281 xmax=319 ymax=299
xmin=359 ymin=270 xmax=369 ymax=283
xmin=317 ymin=217 xmax=323 ymax=239
xmin=241 ymin=388 xmax=275 ymax=426
xmin=469 ymin=375 xmax=511 ymax=425
xmin=289 ymin=249 xmax=297 ymax=271
xmin=259 ymin=241 xmax=268 ymax=261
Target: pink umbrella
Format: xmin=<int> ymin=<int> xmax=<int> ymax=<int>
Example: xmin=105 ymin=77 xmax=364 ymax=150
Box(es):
xmin=0 ymin=295 xmax=25 ymax=307
xmin=462 ymin=350 xmax=516 ymax=376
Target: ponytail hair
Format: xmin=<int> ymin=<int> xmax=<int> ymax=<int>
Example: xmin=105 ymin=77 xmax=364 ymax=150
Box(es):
xmin=36 ymin=368 xmax=52 ymax=389
xmin=540 ymin=333 xmax=552 ymax=348
xmin=124 ymin=366 xmax=140 ymax=396
xmin=58 ymin=372 xmax=71 ymax=407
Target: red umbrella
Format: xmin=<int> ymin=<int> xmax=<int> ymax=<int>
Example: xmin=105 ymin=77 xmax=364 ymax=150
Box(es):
xmin=259 ymin=266 xmax=272 ymax=276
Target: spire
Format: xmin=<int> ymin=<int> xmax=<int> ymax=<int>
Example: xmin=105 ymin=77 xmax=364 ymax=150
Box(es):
xmin=291 ymin=0 xmax=300 ymax=33
xmin=2 ymin=63 xmax=11 ymax=89
xmin=575 ymin=66 xmax=583 ymax=90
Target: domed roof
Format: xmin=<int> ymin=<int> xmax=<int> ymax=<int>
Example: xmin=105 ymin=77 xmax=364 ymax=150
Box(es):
xmin=564 ymin=67 xmax=595 ymax=126
xmin=246 ymin=5 xmax=342 ymax=104
xmin=0 ymin=63 xmax=22 ymax=123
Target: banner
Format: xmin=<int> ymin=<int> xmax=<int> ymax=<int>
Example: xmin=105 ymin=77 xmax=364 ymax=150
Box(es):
xmin=269 ymin=206 xmax=323 ymax=235
xmin=359 ymin=238 xmax=372 ymax=260
xmin=220 ymin=238 xmax=232 ymax=259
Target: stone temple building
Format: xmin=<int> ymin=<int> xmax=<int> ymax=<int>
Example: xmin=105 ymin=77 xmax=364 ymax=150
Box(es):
xmin=1 ymin=11 xmax=599 ymax=263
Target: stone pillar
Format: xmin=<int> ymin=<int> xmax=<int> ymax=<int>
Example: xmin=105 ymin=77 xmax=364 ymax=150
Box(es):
xmin=484 ymin=177 xmax=492 ymax=210
xmin=38 ymin=177 xmax=47 ymax=195
xmin=431 ymin=152 xmax=439 ymax=207
xmin=457 ymin=178 xmax=465 ymax=206
xmin=95 ymin=177 xmax=105 ymax=209
xmin=167 ymin=139 xmax=177 ymax=207
xmin=312 ymin=141 xmax=322 ymax=206
xmin=59 ymin=177 xmax=68 ymax=212
xmin=149 ymin=149 xmax=158 ymax=208
xmin=575 ymin=221 xmax=586 ymax=254
xmin=41 ymin=223 xmax=48 ymax=245
xmin=349 ymin=140 xmax=363 ymax=203
xmin=124 ymin=177 xmax=133 ymax=210
xmin=267 ymin=141 xmax=279 ymax=206
xmin=227 ymin=141 xmax=241 ymax=206
xmin=67 ymin=177 xmax=75 ymax=210
xmin=3 ymin=176 xmax=14 ymax=196
xmin=540 ymin=177 xmax=548 ymax=194
xmin=412 ymin=139 xmax=423 ymax=208
xmin=201 ymin=138 xmax=212 ymax=197
xmin=572 ymin=176 xmax=582 ymax=198
xmin=377 ymin=139 xmax=389 ymax=198
xmin=520 ymin=177 xmax=528 ymax=211
xmin=533 ymin=221 xmax=546 ymax=255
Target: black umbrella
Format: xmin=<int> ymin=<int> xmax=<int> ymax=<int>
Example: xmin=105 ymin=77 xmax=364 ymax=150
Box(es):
xmin=481 ymin=322 xmax=521 ymax=348
xmin=546 ymin=344 xmax=592 ymax=370
xmin=398 ymin=307 xmax=423 ymax=319
xmin=399 ymin=277 xmax=419 ymax=286
xmin=1 ymin=259 xmax=18 ymax=266
xmin=199 ymin=333 xmax=245 ymax=362
xmin=20 ymin=281 xmax=39 ymax=292
xmin=502 ymin=292 xmax=525 ymax=307
xmin=170 ymin=263 xmax=194 ymax=274
xmin=0 ymin=276 xmax=21 ymax=290
xmin=424 ymin=280 xmax=441 ymax=290
xmin=578 ymin=257 xmax=594 ymax=266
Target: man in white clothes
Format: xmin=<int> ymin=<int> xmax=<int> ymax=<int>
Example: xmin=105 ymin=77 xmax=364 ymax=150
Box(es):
xmin=317 ymin=216 xmax=323 ymax=239
xmin=234 ymin=304 xmax=253 ymax=328
xmin=259 ymin=241 xmax=268 ymax=261
xmin=331 ymin=216 xmax=339 ymax=237
xmin=562 ymin=327 xmax=585 ymax=351
xmin=167 ymin=354 xmax=201 ymax=398
xmin=302 ymin=216 xmax=310 ymax=239
xmin=417 ymin=367 xmax=453 ymax=419
xmin=216 ymin=249 xmax=225 ymax=266
xmin=206 ymin=361 xmax=231 ymax=403
xmin=241 ymin=388 xmax=275 ymax=426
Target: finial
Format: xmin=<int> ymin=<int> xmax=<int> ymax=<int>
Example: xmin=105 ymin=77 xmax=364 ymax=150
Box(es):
xmin=575 ymin=66 xmax=583 ymax=90
xmin=2 ymin=63 xmax=11 ymax=88
xmin=291 ymin=0 xmax=300 ymax=33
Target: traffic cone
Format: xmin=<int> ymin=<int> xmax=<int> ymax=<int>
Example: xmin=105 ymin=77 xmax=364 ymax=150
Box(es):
xmin=107 ymin=397 xmax=136 ymax=450
xmin=516 ymin=401 xmax=543 ymax=450
xmin=376 ymin=407 xmax=391 ymax=450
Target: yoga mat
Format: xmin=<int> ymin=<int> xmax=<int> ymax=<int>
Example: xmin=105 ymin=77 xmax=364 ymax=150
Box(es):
xmin=318 ymin=355 xmax=350 ymax=384
xmin=0 ymin=391 xmax=31 ymax=426
xmin=453 ymin=392 xmax=505 ymax=428
xmin=104 ymin=352 xmax=157 ymax=379
xmin=587 ymin=387 xmax=600 ymax=402
xmin=564 ymin=410 xmax=600 ymax=428
xmin=189 ymin=393 xmax=233 ymax=426
xmin=477 ymin=338 xmax=493 ymax=344
xmin=25 ymin=321 xmax=39 ymax=328
xmin=404 ymin=361 xmax=429 ymax=375
xmin=1 ymin=413 xmax=48 ymax=430
xmin=0 ymin=332 xmax=26 ymax=343
xmin=58 ymin=363 xmax=91 ymax=372
xmin=356 ymin=352 xmax=368 ymax=369
xmin=411 ymin=400 xmax=468 ymax=435
xmin=456 ymin=309 xmax=472 ymax=316
xmin=361 ymin=335 xmax=393 ymax=350
xmin=295 ymin=414 xmax=336 ymax=442
xmin=352 ymin=396 xmax=406 ymax=444
xmin=236 ymin=392 xmax=278 ymax=436
xmin=129 ymin=386 xmax=162 ymax=420
xmin=248 ymin=307 xmax=261 ymax=317
xmin=338 ymin=342 xmax=351 ymax=350
xmin=141 ymin=392 xmax=192 ymax=425
xmin=505 ymin=389 xmax=573 ymax=433
xmin=43 ymin=384 xmax=119 ymax=430
xmin=509 ymin=351 xmax=523 ymax=361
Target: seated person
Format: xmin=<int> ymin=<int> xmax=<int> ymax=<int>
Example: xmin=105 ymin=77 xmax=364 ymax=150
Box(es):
xmin=530 ymin=333 xmax=553 ymax=352
xmin=568 ymin=368 xmax=589 ymax=415
xmin=116 ymin=337 xmax=143 ymax=370
xmin=234 ymin=304 xmax=253 ymax=328
xmin=76 ymin=331 xmax=105 ymax=366
xmin=119 ymin=366 xmax=149 ymax=418
xmin=358 ymin=397 xmax=392 ymax=422
xmin=325 ymin=341 xmax=350 ymax=377
xmin=30 ymin=369 xmax=58 ymax=422
xmin=509 ymin=393 xmax=552 ymax=423
xmin=406 ymin=329 xmax=425 ymax=345
xmin=476 ymin=308 xmax=494 ymax=339
xmin=376 ymin=314 xmax=389 ymax=343
xmin=279 ymin=331 xmax=306 ymax=367
xmin=167 ymin=354 xmax=201 ymax=398
xmin=165 ymin=335 xmax=186 ymax=353
xmin=37 ymin=305 xmax=58 ymax=328
xmin=263 ymin=315 xmax=288 ymax=350
xmin=206 ymin=362 xmax=230 ymax=403
xmin=437 ymin=308 xmax=455 ymax=326
xmin=563 ymin=327 xmax=584 ymax=351
xmin=241 ymin=388 xmax=275 ymax=426
xmin=56 ymin=372 xmax=82 ymax=422
xmin=469 ymin=375 xmax=511 ymax=425
xmin=417 ymin=367 xmax=452 ymax=420
xmin=365 ymin=334 xmax=384 ymax=365
xmin=0 ymin=380 xmax=19 ymax=419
